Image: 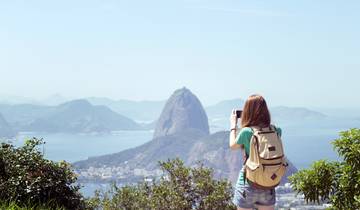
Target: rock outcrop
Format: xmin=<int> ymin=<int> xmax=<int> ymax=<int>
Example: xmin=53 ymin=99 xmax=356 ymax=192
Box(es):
xmin=153 ymin=87 xmax=209 ymax=138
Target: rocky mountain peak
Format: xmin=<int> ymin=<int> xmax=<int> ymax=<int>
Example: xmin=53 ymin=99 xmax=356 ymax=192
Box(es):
xmin=153 ymin=87 xmax=209 ymax=138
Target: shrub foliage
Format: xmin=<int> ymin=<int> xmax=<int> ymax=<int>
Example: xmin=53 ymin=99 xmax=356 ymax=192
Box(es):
xmin=87 ymin=158 xmax=236 ymax=210
xmin=0 ymin=138 xmax=85 ymax=209
xmin=289 ymin=128 xmax=360 ymax=209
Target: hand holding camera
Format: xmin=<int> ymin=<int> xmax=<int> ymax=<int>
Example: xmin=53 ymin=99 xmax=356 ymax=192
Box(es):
xmin=230 ymin=109 xmax=242 ymax=130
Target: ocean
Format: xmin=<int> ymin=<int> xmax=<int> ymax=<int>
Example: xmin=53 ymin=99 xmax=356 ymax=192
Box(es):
xmin=14 ymin=130 xmax=154 ymax=163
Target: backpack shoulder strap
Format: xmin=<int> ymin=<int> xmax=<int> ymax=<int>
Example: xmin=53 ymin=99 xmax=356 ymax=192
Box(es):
xmin=249 ymin=126 xmax=260 ymax=155
xmin=270 ymin=124 xmax=280 ymax=137
xmin=270 ymin=124 xmax=285 ymax=156
xmin=243 ymin=127 xmax=257 ymax=164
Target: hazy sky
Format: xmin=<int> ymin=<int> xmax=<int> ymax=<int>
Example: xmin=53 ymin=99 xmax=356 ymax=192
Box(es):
xmin=1 ymin=0 xmax=359 ymax=107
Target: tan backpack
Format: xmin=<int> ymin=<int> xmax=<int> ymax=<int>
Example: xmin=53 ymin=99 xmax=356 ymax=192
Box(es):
xmin=245 ymin=126 xmax=288 ymax=189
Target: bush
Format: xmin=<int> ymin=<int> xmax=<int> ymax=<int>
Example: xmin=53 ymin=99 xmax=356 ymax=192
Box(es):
xmin=0 ymin=200 xmax=65 ymax=210
xmin=289 ymin=128 xmax=360 ymax=209
xmin=0 ymin=138 xmax=85 ymax=209
xmin=87 ymin=158 xmax=236 ymax=210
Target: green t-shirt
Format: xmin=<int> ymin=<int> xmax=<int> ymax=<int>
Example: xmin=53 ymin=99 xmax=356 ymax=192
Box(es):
xmin=235 ymin=126 xmax=282 ymax=184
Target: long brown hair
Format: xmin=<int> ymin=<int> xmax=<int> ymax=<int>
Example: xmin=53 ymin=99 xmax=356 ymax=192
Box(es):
xmin=241 ymin=94 xmax=271 ymax=128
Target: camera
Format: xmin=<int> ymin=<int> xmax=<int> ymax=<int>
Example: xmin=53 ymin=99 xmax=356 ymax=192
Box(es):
xmin=236 ymin=110 xmax=242 ymax=118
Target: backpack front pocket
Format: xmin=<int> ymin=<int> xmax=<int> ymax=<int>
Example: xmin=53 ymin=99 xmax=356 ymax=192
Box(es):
xmin=258 ymin=163 xmax=286 ymax=186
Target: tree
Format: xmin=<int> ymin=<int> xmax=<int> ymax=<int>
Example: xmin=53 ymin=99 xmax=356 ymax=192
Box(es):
xmin=0 ymin=138 xmax=85 ymax=209
xmin=87 ymin=158 xmax=236 ymax=210
xmin=289 ymin=128 xmax=360 ymax=209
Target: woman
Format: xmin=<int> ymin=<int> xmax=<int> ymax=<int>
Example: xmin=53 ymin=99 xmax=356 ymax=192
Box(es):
xmin=229 ymin=94 xmax=282 ymax=210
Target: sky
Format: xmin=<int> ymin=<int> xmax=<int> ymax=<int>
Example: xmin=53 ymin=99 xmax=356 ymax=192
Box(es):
xmin=0 ymin=0 xmax=359 ymax=107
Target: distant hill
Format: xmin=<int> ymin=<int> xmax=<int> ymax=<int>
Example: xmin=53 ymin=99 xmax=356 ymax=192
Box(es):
xmin=87 ymin=97 xmax=165 ymax=122
xmin=0 ymin=100 xmax=142 ymax=133
xmin=26 ymin=100 xmax=142 ymax=133
xmin=74 ymin=130 xmax=206 ymax=169
xmin=271 ymin=106 xmax=327 ymax=122
xmin=205 ymin=99 xmax=326 ymax=121
xmin=0 ymin=113 xmax=16 ymax=138
xmin=205 ymin=99 xmax=328 ymax=132
xmin=205 ymin=98 xmax=245 ymax=118
xmin=0 ymin=104 xmax=54 ymax=131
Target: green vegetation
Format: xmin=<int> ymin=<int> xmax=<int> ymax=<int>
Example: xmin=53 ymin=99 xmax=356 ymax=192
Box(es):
xmin=0 ymin=201 xmax=65 ymax=210
xmin=290 ymin=128 xmax=360 ymax=209
xmin=0 ymin=138 xmax=85 ymax=210
xmin=0 ymin=139 xmax=235 ymax=209
xmin=87 ymin=158 xmax=236 ymax=210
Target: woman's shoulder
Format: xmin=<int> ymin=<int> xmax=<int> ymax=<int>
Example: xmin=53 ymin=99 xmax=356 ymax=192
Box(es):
xmin=239 ymin=127 xmax=254 ymax=135
xmin=241 ymin=125 xmax=282 ymax=135
xmin=236 ymin=127 xmax=253 ymax=144
xmin=239 ymin=126 xmax=282 ymax=133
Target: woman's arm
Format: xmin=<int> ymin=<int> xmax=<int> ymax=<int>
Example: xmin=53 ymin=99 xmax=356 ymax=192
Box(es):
xmin=229 ymin=129 xmax=241 ymax=149
xmin=229 ymin=110 xmax=242 ymax=150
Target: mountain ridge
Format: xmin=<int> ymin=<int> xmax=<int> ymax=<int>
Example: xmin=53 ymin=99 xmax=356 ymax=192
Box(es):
xmin=27 ymin=99 xmax=142 ymax=133
xmin=87 ymin=97 xmax=165 ymax=122
xmin=0 ymin=99 xmax=143 ymax=134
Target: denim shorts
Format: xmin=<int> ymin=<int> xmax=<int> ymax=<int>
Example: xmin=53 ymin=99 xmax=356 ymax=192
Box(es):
xmin=232 ymin=179 xmax=276 ymax=208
